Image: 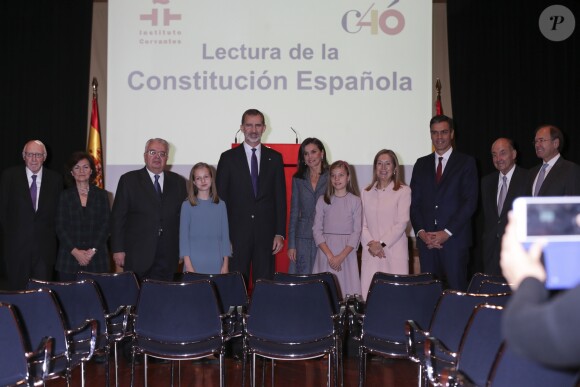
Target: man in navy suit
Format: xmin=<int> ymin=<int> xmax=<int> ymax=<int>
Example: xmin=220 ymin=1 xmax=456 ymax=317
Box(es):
xmin=528 ymin=125 xmax=580 ymax=197
xmin=0 ymin=140 xmax=62 ymax=290
xmin=410 ymin=115 xmax=478 ymax=290
xmin=481 ymin=138 xmax=528 ymax=275
xmin=111 ymin=138 xmax=187 ymax=281
xmin=216 ymin=109 xmax=286 ymax=283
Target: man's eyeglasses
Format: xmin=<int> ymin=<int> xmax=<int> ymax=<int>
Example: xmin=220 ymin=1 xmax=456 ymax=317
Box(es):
xmin=24 ymin=153 xmax=45 ymax=159
xmin=146 ymin=150 xmax=168 ymax=158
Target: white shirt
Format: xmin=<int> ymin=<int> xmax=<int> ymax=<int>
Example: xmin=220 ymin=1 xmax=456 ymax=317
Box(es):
xmin=434 ymin=148 xmax=453 ymax=173
xmin=243 ymin=142 xmax=261 ymax=174
xmin=26 ymin=166 xmax=43 ymax=210
xmin=497 ymin=164 xmax=516 ymax=204
xmin=532 ymin=153 xmax=560 ymax=196
xmin=146 ymin=169 xmax=164 ymax=193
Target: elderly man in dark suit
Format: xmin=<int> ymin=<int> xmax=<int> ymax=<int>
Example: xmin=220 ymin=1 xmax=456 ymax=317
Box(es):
xmin=111 ymin=138 xmax=187 ymax=281
xmin=481 ymin=138 xmax=528 ymax=275
xmin=0 ymin=140 xmax=62 ymax=290
xmin=410 ymin=115 xmax=478 ymax=290
xmin=528 ymin=124 xmax=580 ymax=197
xmin=216 ymin=109 xmax=286 ymax=284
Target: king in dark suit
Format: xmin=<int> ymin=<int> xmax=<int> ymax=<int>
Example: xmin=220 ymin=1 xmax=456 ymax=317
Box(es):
xmin=410 ymin=115 xmax=478 ymax=290
xmin=528 ymin=125 xmax=580 ymax=197
xmin=216 ymin=109 xmax=286 ymax=283
xmin=0 ymin=140 xmax=62 ymax=290
xmin=111 ymin=138 xmax=187 ymax=281
xmin=481 ymin=138 xmax=528 ymax=275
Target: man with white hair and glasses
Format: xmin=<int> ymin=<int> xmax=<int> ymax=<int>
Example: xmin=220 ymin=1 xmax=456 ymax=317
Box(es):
xmin=0 ymin=140 xmax=62 ymax=289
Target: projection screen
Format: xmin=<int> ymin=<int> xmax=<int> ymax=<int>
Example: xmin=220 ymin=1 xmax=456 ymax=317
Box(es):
xmin=107 ymin=0 xmax=433 ymax=192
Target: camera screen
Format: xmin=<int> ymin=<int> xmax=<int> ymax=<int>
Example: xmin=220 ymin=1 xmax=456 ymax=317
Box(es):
xmin=527 ymin=203 xmax=580 ymax=236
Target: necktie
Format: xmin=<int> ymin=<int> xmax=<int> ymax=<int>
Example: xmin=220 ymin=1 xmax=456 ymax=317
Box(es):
xmin=251 ymin=148 xmax=259 ymax=197
xmin=497 ymin=175 xmax=507 ymax=215
xmin=154 ymin=174 xmax=162 ymax=198
xmin=533 ymin=164 xmax=548 ymax=196
xmin=30 ymin=174 xmax=37 ymax=211
xmin=435 ymin=156 xmax=443 ymax=184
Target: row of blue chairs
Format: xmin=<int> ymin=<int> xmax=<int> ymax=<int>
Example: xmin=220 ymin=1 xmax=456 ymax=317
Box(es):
xmin=2 ymin=271 xmax=575 ymax=387
xmin=350 ymin=272 xmax=579 ymax=387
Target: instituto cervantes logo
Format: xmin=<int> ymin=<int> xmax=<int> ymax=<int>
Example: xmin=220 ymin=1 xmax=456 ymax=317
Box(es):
xmin=138 ymin=0 xmax=183 ymax=45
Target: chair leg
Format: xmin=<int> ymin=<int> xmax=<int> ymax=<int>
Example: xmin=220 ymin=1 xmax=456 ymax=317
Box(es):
xmin=130 ymin=348 xmax=136 ymax=387
xmin=242 ymin=350 xmax=247 ymax=387
xmin=327 ymin=352 xmax=332 ymax=387
xmin=114 ymin=342 xmax=120 ymax=387
xmin=251 ymin=353 xmax=256 ymax=387
xmin=105 ymin=348 xmax=111 ymax=387
xmin=219 ymin=353 xmax=225 ymax=387
xmin=417 ymin=363 xmax=423 ymax=387
xmin=144 ymin=354 xmax=148 ymax=387
xmin=81 ymin=362 xmax=86 ymax=387
xmin=271 ymin=359 xmax=275 ymax=387
xmin=358 ymin=347 xmax=366 ymax=387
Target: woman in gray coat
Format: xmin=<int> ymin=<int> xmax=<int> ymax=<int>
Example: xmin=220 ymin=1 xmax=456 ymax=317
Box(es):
xmin=287 ymin=138 xmax=329 ymax=274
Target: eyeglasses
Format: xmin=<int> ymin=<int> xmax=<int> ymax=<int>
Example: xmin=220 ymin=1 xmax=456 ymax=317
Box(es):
xmin=24 ymin=152 xmax=45 ymax=159
xmin=533 ymin=138 xmax=554 ymax=145
xmin=146 ymin=150 xmax=168 ymax=158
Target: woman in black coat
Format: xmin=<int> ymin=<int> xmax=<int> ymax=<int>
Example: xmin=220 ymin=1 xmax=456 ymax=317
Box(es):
xmin=55 ymin=151 xmax=110 ymax=280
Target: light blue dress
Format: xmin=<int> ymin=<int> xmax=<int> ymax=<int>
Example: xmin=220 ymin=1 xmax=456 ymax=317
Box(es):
xmin=179 ymin=198 xmax=231 ymax=274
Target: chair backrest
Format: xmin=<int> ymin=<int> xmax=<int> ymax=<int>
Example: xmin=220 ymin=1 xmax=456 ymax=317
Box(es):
xmin=0 ymin=289 xmax=69 ymax=358
xmin=27 ymin=279 xmax=108 ymax=339
xmin=487 ymin=343 xmax=580 ymax=386
xmin=467 ymin=273 xmax=506 ymax=293
xmin=181 ymin=271 xmax=248 ymax=313
xmin=429 ymin=290 xmax=509 ymax=354
xmin=273 ymin=272 xmax=342 ymax=314
xmin=371 ymin=271 xmax=435 ymax=284
xmin=0 ymin=303 xmax=29 ymax=387
xmin=76 ymin=271 xmax=140 ymax=315
xmin=478 ymin=280 xmax=512 ymax=295
xmin=135 ymin=279 xmax=222 ymax=342
xmin=454 ymin=304 xmax=504 ymax=387
xmin=247 ymin=279 xmax=334 ymax=343
xmin=364 ymin=279 xmax=443 ymax=342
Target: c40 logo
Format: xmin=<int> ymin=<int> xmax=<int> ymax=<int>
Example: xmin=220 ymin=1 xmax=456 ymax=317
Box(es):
xmin=341 ymin=2 xmax=405 ymax=35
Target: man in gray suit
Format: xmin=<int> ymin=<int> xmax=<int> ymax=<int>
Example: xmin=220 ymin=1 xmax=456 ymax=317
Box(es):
xmin=481 ymin=138 xmax=527 ymax=275
xmin=528 ymin=125 xmax=580 ymax=196
xmin=111 ymin=138 xmax=187 ymax=281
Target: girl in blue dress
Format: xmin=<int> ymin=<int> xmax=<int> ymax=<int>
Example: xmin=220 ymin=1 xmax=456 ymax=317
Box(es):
xmin=180 ymin=162 xmax=231 ymax=273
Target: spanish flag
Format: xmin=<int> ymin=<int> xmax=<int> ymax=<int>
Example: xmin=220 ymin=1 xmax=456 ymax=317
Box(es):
xmin=88 ymin=91 xmax=104 ymax=188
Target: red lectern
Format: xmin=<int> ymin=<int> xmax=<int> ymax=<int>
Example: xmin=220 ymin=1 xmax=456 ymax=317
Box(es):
xmin=231 ymin=143 xmax=300 ymax=273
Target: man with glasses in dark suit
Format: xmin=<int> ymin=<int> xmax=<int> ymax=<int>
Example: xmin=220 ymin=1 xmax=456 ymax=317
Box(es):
xmin=0 ymin=140 xmax=62 ymax=290
xmin=111 ymin=138 xmax=187 ymax=281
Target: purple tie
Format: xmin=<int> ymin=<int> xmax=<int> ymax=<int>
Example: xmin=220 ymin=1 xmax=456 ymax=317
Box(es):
xmin=154 ymin=174 xmax=162 ymax=198
xmin=30 ymin=174 xmax=37 ymax=211
xmin=251 ymin=148 xmax=259 ymax=197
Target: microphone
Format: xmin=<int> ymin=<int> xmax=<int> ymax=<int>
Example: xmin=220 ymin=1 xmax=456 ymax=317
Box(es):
xmin=234 ymin=128 xmax=241 ymax=144
xmin=290 ymin=127 xmax=298 ymax=144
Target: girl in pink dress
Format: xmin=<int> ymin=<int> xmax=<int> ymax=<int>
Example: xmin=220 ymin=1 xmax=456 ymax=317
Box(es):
xmin=312 ymin=161 xmax=362 ymax=298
